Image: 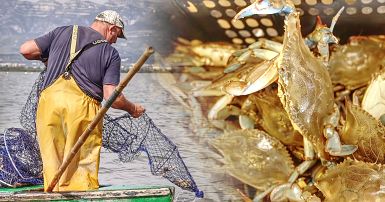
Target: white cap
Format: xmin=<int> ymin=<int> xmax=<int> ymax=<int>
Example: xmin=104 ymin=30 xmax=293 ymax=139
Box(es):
xmin=95 ymin=10 xmax=126 ymax=39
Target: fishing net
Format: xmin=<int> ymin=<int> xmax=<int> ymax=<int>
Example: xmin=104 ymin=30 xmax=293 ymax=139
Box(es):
xmin=0 ymin=128 xmax=43 ymax=187
xmin=103 ymin=113 xmax=202 ymax=196
xmin=0 ymin=70 xmax=203 ymax=198
xmin=19 ymin=69 xmax=46 ymax=137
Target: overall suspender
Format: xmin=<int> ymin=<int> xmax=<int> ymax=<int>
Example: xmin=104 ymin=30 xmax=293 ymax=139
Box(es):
xmin=63 ymin=25 xmax=108 ymax=79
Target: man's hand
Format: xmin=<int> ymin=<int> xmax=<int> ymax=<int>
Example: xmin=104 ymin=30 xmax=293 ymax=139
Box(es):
xmin=131 ymin=103 xmax=145 ymax=118
xmin=103 ymin=84 xmax=145 ymax=118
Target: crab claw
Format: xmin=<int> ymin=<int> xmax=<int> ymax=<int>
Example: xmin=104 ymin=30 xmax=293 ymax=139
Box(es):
xmin=233 ymin=0 xmax=294 ymax=21
xmin=233 ymin=1 xmax=280 ymax=20
xmin=270 ymin=183 xmax=305 ymax=202
xmin=328 ymin=35 xmax=339 ymax=44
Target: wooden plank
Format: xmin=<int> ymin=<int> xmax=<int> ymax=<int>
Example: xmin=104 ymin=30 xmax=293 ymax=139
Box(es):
xmin=0 ymin=187 xmax=174 ymax=201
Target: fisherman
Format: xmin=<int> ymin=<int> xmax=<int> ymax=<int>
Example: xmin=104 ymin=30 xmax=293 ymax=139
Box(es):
xmin=19 ymin=10 xmax=145 ymax=192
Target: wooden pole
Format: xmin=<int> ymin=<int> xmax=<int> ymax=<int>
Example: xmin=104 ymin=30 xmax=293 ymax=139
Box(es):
xmin=46 ymin=47 xmax=154 ymax=192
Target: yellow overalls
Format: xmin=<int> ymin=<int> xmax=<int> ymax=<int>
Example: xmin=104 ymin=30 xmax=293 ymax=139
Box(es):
xmin=36 ymin=25 xmax=102 ymax=192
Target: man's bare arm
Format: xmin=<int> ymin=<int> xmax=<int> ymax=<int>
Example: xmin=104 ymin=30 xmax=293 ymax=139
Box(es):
xmin=103 ymin=84 xmax=145 ymax=118
xmin=19 ymin=40 xmax=41 ymax=60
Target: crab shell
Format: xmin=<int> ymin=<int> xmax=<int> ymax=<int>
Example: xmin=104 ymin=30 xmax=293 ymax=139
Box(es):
xmin=277 ymin=12 xmax=334 ymax=160
xmin=329 ymin=36 xmax=385 ymax=90
xmin=341 ymin=102 xmax=385 ymax=164
xmin=316 ymin=159 xmax=385 ymax=201
xmin=210 ymin=129 xmax=294 ymax=191
xmin=253 ymin=88 xmax=303 ymax=146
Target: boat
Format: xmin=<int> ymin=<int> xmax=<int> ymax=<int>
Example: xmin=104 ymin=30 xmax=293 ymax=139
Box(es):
xmin=0 ymin=185 xmax=174 ymax=201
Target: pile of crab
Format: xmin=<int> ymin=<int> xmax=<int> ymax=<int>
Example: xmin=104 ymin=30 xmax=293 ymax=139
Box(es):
xmin=162 ymin=1 xmax=385 ymax=201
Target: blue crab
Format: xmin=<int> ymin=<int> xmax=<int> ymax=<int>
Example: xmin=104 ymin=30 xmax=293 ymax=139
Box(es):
xmin=210 ymin=129 xmax=295 ymax=197
xmin=234 ymin=0 xmax=357 ymax=159
xmin=217 ymin=3 xmax=344 ymax=97
xmin=305 ymin=7 xmax=344 ymax=66
xmin=233 ymin=0 xmax=357 ymax=200
xmin=329 ymin=36 xmax=385 ymax=103
xmin=316 ymin=159 xmax=385 ymax=201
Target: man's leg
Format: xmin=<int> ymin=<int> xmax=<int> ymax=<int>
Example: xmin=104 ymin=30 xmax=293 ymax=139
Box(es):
xmin=58 ymin=78 xmax=102 ymax=191
xmin=36 ymin=90 xmax=66 ymax=192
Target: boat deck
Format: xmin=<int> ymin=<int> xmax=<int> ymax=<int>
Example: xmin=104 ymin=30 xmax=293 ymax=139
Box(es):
xmin=0 ymin=185 xmax=174 ymax=201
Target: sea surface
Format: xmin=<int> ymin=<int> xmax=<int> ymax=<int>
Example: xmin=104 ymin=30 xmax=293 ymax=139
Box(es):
xmin=0 ymin=72 xmax=242 ymax=202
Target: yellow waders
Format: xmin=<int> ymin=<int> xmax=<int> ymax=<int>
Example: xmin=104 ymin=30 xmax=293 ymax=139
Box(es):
xmin=36 ymin=76 xmax=102 ymax=192
xmin=36 ymin=25 xmax=107 ymax=192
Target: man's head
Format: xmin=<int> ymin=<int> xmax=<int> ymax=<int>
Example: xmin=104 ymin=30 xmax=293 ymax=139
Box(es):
xmin=92 ymin=10 xmax=125 ymax=44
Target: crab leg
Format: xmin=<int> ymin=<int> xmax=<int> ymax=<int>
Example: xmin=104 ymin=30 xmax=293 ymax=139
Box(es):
xmin=324 ymin=126 xmax=357 ymax=156
xmin=324 ymin=104 xmax=358 ymax=156
xmin=271 ymin=139 xmax=317 ymax=201
xmin=208 ymin=94 xmax=234 ymax=120
xmin=330 ymin=6 xmax=345 ymax=32
xmin=224 ymin=59 xmax=278 ymax=96
xmin=254 ymin=138 xmax=317 ymax=201
xmin=225 ymin=39 xmax=283 ymax=73
xmin=239 ymin=95 xmax=257 ymax=129
xmin=252 ymin=49 xmax=279 ymax=61
xmin=252 ymin=186 xmax=277 ymax=202
xmin=249 ymin=39 xmax=283 ymax=53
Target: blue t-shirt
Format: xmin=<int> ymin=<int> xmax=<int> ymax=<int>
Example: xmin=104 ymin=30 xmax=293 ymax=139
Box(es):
xmin=35 ymin=25 xmax=121 ymax=102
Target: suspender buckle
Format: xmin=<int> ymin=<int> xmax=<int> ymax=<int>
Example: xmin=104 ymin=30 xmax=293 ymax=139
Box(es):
xmin=63 ymin=72 xmax=71 ymax=80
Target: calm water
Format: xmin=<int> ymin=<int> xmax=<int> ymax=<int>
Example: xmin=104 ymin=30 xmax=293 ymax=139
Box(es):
xmin=0 ymin=72 xmax=242 ymax=202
